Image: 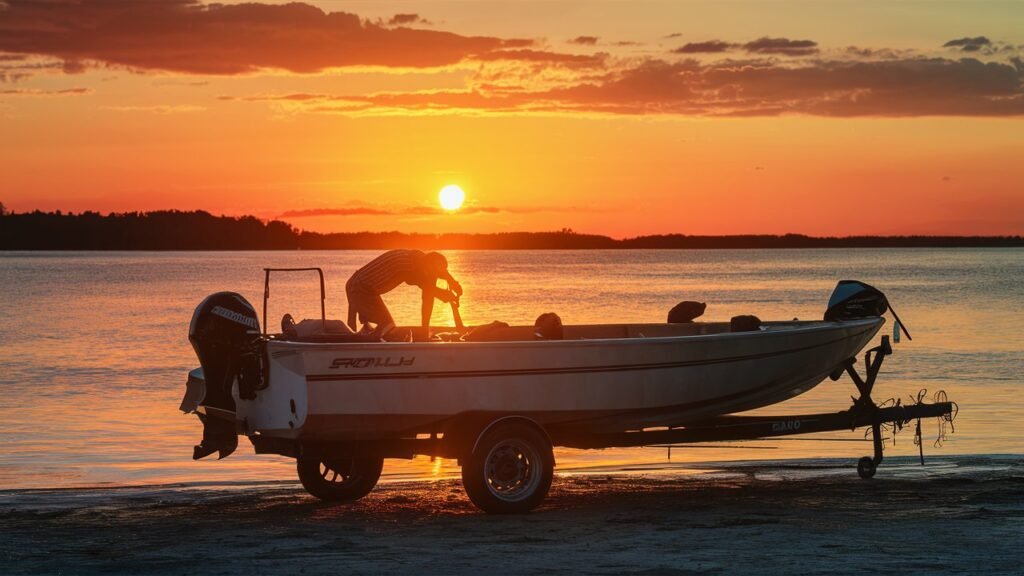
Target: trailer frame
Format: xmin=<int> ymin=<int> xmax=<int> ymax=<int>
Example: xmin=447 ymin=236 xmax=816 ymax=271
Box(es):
xmin=252 ymin=335 xmax=955 ymax=479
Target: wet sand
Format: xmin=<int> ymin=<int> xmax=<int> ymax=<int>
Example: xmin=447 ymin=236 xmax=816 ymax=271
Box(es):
xmin=2 ymin=455 xmax=1021 ymax=575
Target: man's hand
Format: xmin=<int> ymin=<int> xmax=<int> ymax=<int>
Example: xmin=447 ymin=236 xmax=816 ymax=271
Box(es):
xmin=437 ymin=289 xmax=457 ymax=303
xmin=449 ymin=279 xmax=463 ymax=297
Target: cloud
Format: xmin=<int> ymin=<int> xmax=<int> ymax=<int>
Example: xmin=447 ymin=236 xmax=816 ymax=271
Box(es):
xmin=569 ymin=36 xmax=599 ymax=46
xmin=843 ymin=46 xmax=906 ymax=60
xmin=219 ymin=93 xmax=334 ymax=102
xmin=279 ymin=208 xmax=393 ymax=218
xmin=278 ymin=206 xmax=509 ymax=218
xmin=152 ymin=79 xmax=210 ymax=87
xmin=287 ymin=56 xmax=1024 ymax=118
xmin=673 ymin=41 xmax=737 ymax=54
xmin=103 ymin=104 xmax=206 ymax=114
xmin=470 ymin=49 xmax=606 ymax=68
xmin=387 ymin=14 xmax=432 ymax=27
xmin=943 ymin=36 xmax=991 ymax=52
xmin=0 ymin=0 xmax=531 ymax=74
xmin=743 ymin=37 xmax=819 ymax=56
xmin=0 ymin=55 xmax=65 ymax=83
xmin=0 ymin=87 xmax=91 ymax=96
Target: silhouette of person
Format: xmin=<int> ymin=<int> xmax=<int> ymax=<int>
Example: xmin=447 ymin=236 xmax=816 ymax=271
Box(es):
xmin=346 ymin=249 xmax=462 ymax=340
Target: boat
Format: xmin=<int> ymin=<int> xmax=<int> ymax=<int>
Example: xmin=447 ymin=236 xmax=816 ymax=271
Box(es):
xmin=180 ymin=272 xmax=946 ymax=513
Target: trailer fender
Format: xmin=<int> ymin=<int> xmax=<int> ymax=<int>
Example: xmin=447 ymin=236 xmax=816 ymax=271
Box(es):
xmin=470 ymin=415 xmax=553 ymax=457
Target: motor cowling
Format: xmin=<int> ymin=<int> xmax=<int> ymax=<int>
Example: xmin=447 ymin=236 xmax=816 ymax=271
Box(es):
xmin=187 ymin=292 xmax=263 ymax=460
xmin=824 ymin=280 xmax=888 ymax=321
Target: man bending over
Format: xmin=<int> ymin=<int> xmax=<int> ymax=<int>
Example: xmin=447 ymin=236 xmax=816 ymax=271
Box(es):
xmin=346 ymin=249 xmax=462 ymax=340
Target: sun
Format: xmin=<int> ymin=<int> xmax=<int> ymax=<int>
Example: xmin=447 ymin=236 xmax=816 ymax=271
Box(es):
xmin=439 ymin=185 xmax=465 ymax=211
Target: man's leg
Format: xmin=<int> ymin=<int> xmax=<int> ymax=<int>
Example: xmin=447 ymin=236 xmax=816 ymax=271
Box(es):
xmin=345 ymin=282 xmax=360 ymax=331
xmin=348 ymin=284 xmax=395 ymax=336
xmin=362 ymin=293 xmax=396 ymax=337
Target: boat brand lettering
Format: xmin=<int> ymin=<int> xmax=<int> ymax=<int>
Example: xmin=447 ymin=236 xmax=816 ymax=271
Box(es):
xmin=771 ymin=419 xmax=802 ymax=432
xmin=210 ymin=305 xmax=259 ymax=329
xmin=330 ymin=357 xmax=416 ymax=369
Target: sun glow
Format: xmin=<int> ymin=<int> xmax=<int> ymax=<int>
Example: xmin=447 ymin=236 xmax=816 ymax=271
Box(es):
xmin=439 ymin=185 xmax=465 ymax=211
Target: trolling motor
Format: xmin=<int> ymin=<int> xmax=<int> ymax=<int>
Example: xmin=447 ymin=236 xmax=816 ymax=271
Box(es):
xmin=824 ymin=280 xmax=912 ymax=342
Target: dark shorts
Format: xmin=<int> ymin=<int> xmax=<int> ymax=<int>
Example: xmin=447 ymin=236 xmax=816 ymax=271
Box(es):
xmin=345 ymin=281 xmax=394 ymax=329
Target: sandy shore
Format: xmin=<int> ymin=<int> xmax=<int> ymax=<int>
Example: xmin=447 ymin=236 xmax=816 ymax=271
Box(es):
xmin=2 ymin=455 xmax=1021 ymax=575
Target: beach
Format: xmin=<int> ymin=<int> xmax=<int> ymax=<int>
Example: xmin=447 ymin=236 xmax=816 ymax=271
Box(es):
xmin=3 ymin=455 xmax=1021 ymax=575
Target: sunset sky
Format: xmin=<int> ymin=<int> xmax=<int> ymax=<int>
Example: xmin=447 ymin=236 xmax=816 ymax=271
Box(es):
xmin=1 ymin=0 xmax=1022 ymax=236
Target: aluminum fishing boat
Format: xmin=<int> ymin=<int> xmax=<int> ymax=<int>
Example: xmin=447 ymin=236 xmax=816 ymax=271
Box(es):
xmin=181 ymin=272 xmax=933 ymax=513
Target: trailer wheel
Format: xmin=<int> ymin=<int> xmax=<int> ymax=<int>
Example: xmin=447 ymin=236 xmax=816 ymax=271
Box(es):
xmin=462 ymin=421 xmax=554 ymax=514
xmin=857 ymin=456 xmax=877 ymax=479
xmin=297 ymin=457 xmax=383 ymax=502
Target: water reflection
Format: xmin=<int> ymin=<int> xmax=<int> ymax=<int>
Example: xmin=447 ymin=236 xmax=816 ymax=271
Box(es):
xmin=0 ymin=249 xmax=1020 ymax=489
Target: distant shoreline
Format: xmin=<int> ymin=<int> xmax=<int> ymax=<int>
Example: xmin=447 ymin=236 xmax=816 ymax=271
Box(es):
xmin=1 ymin=209 xmax=1021 ymax=250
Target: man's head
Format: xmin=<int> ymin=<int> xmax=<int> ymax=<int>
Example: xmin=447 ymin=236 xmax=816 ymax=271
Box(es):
xmin=425 ymin=252 xmax=448 ymax=277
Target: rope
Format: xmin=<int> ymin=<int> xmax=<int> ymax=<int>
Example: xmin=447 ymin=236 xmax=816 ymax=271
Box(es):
xmin=864 ymin=389 xmax=958 ymax=450
xmin=932 ymin=389 xmax=958 ymax=448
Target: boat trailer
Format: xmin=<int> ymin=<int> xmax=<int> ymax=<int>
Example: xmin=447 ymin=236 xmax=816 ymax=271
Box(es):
xmin=260 ymin=335 xmax=958 ymax=480
xmin=557 ymin=335 xmax=957 ymax=478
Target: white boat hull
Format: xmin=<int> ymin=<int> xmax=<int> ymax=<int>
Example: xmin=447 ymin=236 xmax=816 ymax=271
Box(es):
xmin=235 ymin=318 xmax=884 ymax=440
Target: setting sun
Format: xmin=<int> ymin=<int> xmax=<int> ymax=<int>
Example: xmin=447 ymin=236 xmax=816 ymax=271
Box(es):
xmin=439 ymin=185 xmax=465 ymax=211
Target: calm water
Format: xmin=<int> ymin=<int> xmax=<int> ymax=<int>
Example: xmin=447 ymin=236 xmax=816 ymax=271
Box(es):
xmin=0 ymin=249 xmax=1021 ymax=489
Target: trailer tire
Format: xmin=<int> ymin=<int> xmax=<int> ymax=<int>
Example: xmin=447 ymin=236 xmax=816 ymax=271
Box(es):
xmin=857 ymin=456 xmax=877 ymax=479
xmin=297 ymin=457 xmax=383 ymax=502
xmin=462 ymin=420 xmax=554 ymax=514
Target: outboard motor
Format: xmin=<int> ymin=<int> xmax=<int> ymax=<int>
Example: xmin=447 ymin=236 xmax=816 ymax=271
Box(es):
xmin=187 ymin=292 xmax=264 ymax=459
xmin=825 ymin=280 xmax=911 ymax=340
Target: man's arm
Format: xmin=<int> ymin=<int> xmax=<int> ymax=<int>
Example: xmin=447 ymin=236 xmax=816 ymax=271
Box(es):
xmin=420 ymin=290 xmax=435 ymax=341
xmin=441 ymin=271 xmax=462 ymax=296
xmin=419 ymin=285 xmax=457 ymax=340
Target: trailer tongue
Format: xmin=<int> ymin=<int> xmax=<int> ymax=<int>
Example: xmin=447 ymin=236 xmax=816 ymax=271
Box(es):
xmin=556 ymin=336 xmax=956 ymax=480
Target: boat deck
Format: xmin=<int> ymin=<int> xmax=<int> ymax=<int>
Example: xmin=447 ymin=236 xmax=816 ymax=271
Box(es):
xmin=270 ymin=319 xmax=831 ymax=344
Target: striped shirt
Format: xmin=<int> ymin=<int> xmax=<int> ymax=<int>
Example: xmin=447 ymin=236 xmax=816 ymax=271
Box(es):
xmin=348 ymin=249 xmax=432 ymax=295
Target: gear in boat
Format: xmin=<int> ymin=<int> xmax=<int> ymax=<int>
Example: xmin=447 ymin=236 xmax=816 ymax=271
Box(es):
xmin=182 ymin=271 xmax=952 ymax=513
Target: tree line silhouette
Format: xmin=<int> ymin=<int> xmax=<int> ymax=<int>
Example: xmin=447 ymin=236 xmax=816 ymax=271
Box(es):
xmin=0 ymin=209 xmax=1020 ymax=250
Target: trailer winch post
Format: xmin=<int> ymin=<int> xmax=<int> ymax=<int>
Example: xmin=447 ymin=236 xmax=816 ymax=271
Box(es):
xmin=840 ymin=336 xmax=894 ymax=479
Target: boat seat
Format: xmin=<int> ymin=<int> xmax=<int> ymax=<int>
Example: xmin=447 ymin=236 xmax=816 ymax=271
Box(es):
xmin=277 ymin=316 xmax=381 ymax=343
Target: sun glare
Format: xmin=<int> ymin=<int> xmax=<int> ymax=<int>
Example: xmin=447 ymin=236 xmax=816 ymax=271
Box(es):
xmin=439 ymin=185 xmax=465 ymax=211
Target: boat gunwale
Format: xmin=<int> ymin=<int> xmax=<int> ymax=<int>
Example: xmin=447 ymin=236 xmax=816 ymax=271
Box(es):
xmin=265 ymin=317 xmax=885 ymax=353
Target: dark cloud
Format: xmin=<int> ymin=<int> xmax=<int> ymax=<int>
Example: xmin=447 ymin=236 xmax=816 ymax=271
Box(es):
xmin=943 ymin=36 xmax=991 ymax=52
xmin=664 ymin=33 xmax=684 ymax=39
xmin=313 ymin=56 xmax=1024 ymax=117
xmin=673 ymin=41 xmax=737 ymax=54
xmin=470 ymin=49 xmax=606 ymax=68
xmin=569 ymin=36 xmax=599 ymax=46
xmin=743 ymin=37 xmax=818 ymax=56
xmin=387 ymin=14 xmax=432 ymax=27
xmin=0 ymin=0 xmax=530 ymax=74
xmin=1012 ymin=56 xmax=1024 ymax=75
xmin=844 ymin=46 xmax=905 ymax=60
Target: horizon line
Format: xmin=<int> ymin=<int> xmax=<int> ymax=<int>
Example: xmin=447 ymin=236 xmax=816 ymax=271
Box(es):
xmin=1 ymin=207 xmax=1021 ymax=240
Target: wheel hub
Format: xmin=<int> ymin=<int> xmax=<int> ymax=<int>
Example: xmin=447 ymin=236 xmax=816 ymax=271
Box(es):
xmin=484 ymin=439 xmax=540 ymax=502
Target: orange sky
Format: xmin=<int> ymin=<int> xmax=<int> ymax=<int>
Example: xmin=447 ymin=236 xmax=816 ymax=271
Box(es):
xmin=1 ymin=0 xmax=1022 ymax=236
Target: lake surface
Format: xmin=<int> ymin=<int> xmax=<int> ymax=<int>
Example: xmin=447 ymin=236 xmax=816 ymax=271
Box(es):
xmin=0 ymin=249 xmax=1021 ymax=489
